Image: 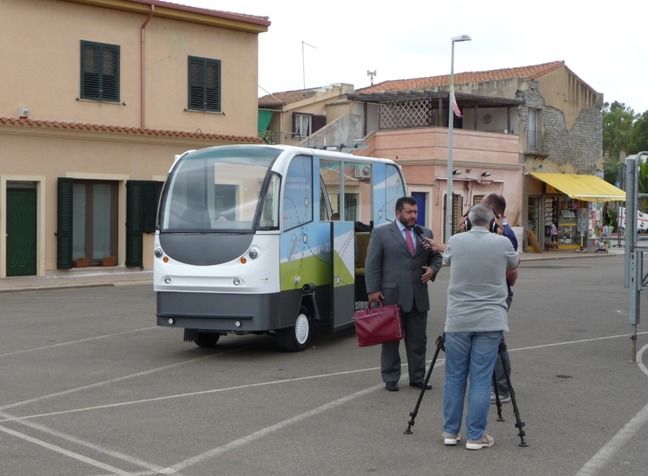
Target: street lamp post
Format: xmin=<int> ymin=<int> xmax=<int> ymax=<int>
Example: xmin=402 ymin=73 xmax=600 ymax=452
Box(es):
xmin=445 ymin=34 xmax=471 ymax=241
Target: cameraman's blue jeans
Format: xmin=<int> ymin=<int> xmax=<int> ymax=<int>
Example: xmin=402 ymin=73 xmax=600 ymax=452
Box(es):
xmin=443 ymin=331 xmax=502 ymax=441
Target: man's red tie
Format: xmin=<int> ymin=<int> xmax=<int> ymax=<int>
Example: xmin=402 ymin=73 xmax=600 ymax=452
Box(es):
xmin=405 ymin=228 xmax=416 ymax=255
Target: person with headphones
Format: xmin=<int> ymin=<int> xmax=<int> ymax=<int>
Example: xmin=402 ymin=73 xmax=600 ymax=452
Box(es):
xmin=422 ymin=204 xmax=519 ymax=449
xmin=481 ymin=193 xmax=517 ymax=404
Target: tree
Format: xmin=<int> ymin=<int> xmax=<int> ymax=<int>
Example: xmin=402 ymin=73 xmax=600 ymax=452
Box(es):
xmin=630 ymin=111 xmax=648 ymax=154
xmin=602 ymin=101 xmax=636 ymax=185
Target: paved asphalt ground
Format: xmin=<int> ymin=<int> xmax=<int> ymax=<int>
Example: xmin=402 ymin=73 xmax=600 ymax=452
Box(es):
xmin=1 ymin=252 xmax=647 ymax=475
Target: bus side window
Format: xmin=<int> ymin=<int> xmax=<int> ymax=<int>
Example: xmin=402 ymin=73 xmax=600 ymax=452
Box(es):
xmin=259 ymin=173 xmax=280 ymax=229
xmin=282 ymin=155 xmax=313 ymax=230
xmin=320 ymin=160 xmax=340 ymax=220
xmin=385 ymin=164 xmax=405 ymax=223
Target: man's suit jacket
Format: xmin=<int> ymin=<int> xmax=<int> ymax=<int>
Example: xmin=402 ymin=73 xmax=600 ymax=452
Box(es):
xmin=364 ymin=222 xmax=443 ymax=313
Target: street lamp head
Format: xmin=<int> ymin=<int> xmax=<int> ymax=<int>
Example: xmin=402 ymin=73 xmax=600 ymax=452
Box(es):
xmin=452 ymin=34 xmax=472 ymax=43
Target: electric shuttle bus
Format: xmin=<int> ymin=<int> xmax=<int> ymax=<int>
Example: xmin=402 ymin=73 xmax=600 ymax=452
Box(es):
xmin=154 ymin=144 xmax=406 ymax=351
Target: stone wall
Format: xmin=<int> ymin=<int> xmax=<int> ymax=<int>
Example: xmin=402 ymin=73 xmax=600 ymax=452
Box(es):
xmin=518 ymin=80 xmax=602 ymax=174
xmin=542 ymin=106 xmax=602 ymax=173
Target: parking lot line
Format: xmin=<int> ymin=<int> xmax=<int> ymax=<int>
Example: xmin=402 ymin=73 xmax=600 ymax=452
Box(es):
xmin=0 ymin=424 xmax=133 ymax=475
xmin=0 ymin=410 xmax=168 ymax=475
xmin=158 ymin=384 xmax=383 ymax=475
xmin=0 ymin=365 xmax=381 ymax=423
xmin=574 ymin=343 xmax=648 ymax=476
xmin=0 ymin=353 xmax=217 ymax=412
xmin=0 ymin=327 xmax=157 ymax=358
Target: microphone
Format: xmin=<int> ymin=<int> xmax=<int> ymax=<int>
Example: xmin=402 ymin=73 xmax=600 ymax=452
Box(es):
xmin=413 ymin=225 xmax=429 ymax=248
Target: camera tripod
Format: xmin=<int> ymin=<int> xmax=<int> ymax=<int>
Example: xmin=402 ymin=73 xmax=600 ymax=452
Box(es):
xmin=403 ymin=335 xmax=528 ymax=447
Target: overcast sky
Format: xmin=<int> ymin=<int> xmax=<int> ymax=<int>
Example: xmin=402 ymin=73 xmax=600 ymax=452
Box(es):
xmin=180 ymin=0 xmax=647 ymax=113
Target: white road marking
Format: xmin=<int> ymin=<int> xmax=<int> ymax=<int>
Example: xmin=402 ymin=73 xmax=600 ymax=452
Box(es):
xmin=0 ymin=353 xmax=217 ymax=411
xmin=574 ymin=343 xmax=648 ymax=476
xmin=5 ymin=331 xmax=647 ymax=423
xmin=0 ymin=365 xmax=381 ymax=423
xmin=158 ymin=384 xmax=383 ymax=475
xmin=4 ymin=330 xmax=647 ymax=475
xmin=0 ymin=410 xmax=167 ymax=474
xmin=639 ymin=343 xmax=648 ymax=378
xmin=507 ymin=331 xmax=648 ymax=353
xmin=0 ymin=327 xmax=157 ymax=358
xmin=0 ymin=424 xmax=132 ymax=475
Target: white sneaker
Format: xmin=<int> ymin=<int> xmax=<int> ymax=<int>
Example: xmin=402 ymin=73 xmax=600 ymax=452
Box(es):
xmin=442 ymin=432 xmax=462 ymax=446
xmin=490 ymin=392 xmax=511 ymax=404
xmin=466 ymin=433 xmax=495 ymax=450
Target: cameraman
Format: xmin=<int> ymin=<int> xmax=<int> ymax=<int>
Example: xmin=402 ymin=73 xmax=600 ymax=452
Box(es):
xmin=424 ymin=204 xmax=519 ymax=449
xmin=481 ymin=193 xmax=516 ymax=404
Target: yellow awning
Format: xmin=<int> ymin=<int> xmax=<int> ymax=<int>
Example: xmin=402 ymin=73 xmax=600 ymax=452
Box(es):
xmin=529 ymin=172 xmax=625 ymax=202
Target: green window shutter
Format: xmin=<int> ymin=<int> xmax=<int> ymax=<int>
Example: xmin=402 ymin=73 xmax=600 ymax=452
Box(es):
xmin=188 ymin=57 xmax=205 ymax=110
xmin=142 ymin=181 xmax=163 ymax=233
xmin=126 ymin=181 xmax=162 ymax=267
xmin=81 ymin=41 xmax=120 ymax=101
xmin=205 ymin=59 xmax=221 ymax=112
xmin=188 ymin=56 xmax=221 ymax=112
xmin=57 ymin=178 xmax=74 ymax=269
xmin=126 ymin=181 xmax=144 ymax=267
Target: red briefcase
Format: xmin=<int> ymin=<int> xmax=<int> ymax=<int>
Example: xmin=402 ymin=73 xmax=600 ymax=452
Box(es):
xmin=353 ymin=303 xmax=403 ymax=347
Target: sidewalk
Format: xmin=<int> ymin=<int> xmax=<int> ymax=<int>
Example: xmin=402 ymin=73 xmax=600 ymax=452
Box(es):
xmin=0 ymin=247 xmax=624 ymax=293
xmin=0 ymin=267 xmax=153 ymax=293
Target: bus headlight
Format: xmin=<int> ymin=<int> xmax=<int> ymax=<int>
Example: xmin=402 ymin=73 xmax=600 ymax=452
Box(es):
xmin=233 ymin=277 xmax=241 ymax=286
xmin=154 ymin=248 xmax=164 ymax=258
xmin=248 ymin=248 xmax=259 ymax=259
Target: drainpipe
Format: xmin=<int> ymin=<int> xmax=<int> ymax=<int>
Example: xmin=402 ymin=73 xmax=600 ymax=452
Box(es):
xmin=140 ymin=4 xmax=155 ymax=129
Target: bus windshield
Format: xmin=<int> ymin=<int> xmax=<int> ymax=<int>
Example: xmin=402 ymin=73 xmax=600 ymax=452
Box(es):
xmin=160 ymin=147 xmax=281 ymax=232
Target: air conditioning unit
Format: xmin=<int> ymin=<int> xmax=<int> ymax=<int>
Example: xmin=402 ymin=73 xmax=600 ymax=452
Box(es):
xmin=18 ymin=106 xmax=29 ymax=119
xmin=355 ymin=165 xmax=371 ymax=179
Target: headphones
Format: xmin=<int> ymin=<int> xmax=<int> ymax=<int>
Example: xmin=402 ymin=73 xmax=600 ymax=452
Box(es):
xmin=463 ymin=206 xmax=498 ymax=232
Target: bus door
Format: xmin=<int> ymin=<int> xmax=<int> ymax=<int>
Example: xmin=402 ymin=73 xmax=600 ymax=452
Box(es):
xmin=330 ymin=220 xmax=355 ymax=329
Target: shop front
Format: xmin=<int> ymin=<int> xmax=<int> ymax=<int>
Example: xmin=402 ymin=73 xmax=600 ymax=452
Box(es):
xmin=528 ymin=172 xmax=625 ymax=251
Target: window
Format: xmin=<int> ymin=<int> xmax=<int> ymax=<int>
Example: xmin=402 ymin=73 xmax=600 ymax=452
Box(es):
xmin=188 ymin=56 xmax=221 ymax=112
xmin=259 ymin=173 xmax=281 ymax=230
xmin=57 ymin=178 xmax=117 ymax=268
xmin=282 ymin=155 xmax=313 ymax=230
xmin=384 ymin=164 xmax=404 ymax=222
xmin=293 ymin=113 xmax=312 ymax=138
xmin=527 ymin=108 xmax=541 ymax=152
xmin=80 ymin=41 xmax=120 ymax=101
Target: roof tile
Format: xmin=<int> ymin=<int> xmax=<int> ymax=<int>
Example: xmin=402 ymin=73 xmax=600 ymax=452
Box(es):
xmin=0 ymin=117 xmax=262 ymax=143
xmin=357 ymin=61 xmax=565 ymax=94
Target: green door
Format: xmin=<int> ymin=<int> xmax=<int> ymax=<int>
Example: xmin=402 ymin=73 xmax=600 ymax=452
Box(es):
xmin=7 ymin=187 xmax=37 ymax=276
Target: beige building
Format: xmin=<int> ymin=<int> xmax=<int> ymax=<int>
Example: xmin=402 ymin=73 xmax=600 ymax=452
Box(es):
xmin=266 ymin=61 xmax=615 ymax=249
xmin=0 ymin=0 xmax=269 ymax=277
xmin=258 ymin=83 xmax=360 ymax=147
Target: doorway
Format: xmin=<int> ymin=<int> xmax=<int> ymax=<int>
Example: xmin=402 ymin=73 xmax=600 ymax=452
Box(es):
xmin=7 ymin=183 xmax=37 ymax=276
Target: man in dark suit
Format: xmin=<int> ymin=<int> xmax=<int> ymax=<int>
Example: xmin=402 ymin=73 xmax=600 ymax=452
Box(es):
xmin=364 ymin=196 xmax=443 ymax=391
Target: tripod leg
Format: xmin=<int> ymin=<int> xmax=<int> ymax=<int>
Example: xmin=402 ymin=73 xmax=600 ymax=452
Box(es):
xmin=404 ymin=335 xmax=444 ymax=435
xmin=493 ymin=369 xmax=504 ymax=422
xmin=500 ymin=349 xmax=528 ymax=447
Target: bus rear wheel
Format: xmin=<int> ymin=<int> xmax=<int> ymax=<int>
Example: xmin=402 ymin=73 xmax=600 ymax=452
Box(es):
xmin=277 ymin=308 xmax=312 ymax=352
xmin=193 ymin=332 xmax=220 ymax=348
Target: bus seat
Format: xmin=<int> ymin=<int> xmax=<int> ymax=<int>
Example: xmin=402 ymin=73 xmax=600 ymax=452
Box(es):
xmin=355 ymin=232 xmax=371 ymax=275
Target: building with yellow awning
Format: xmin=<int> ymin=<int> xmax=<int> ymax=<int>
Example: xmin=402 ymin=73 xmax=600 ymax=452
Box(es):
xmin=529 ymin=173 xmax=625 ymax=202
xmin=527 ymin=173 xmax=624 ymax=250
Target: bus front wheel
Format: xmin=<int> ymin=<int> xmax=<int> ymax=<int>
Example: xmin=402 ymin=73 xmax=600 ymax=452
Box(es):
xmin=277 ymin=308 xmax=312 ymax=352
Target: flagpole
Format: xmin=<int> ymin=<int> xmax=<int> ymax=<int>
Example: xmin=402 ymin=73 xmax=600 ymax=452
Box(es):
xmin=445 ymin=35 xmax=471 ymax=241
xmin=301 ymin=40 xmax=316 ymax=89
